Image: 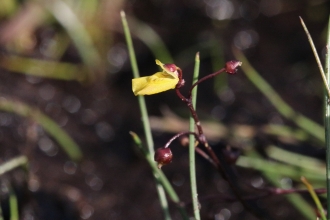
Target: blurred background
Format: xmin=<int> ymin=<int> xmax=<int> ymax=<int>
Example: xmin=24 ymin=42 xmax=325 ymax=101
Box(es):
xmin=0 ymin=0 xmax=329 ymax=219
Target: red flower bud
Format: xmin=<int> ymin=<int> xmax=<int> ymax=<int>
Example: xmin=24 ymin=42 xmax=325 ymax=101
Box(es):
xmin=163 ymin=63 xmax=177 ymax=73
xmin=154 ymin=148 xmax=173 ymax=169
xmin=225 ymin=60 xmax=242 ymax=74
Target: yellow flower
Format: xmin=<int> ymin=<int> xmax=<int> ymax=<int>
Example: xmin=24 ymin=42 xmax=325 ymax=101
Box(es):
xmin=132 ymin=60 xmax=179 ymax=96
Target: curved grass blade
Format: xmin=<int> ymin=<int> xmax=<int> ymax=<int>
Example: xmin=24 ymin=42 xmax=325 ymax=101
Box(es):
xmin=324 ymin=15 xmax=330 ymax=220
xmin=9 ymin=185 xmax=19 ymax=220
xmin=0 ymin=155 xmax=28 ymax=176
xmin=0 ymin=55 xmax=88 ymax=81
xmin=238 ymin=152 xmax=316 ymax=219
xmin=301 ymin=177 xmax=326 ymax=220
xmin=233 ymin=48 xmax=324 ymax=143
xmin=41 ymin=0 xmax=102 ymax=82
xmin=0 ymin=98 xmax=82 ymax=161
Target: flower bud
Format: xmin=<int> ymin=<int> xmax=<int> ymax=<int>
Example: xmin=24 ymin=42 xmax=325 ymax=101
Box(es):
xmin=179 ymin=136 xmax=189 ymax=147
xmin=225 ymin=60 xmax=242 ymax=74
xmin=154 ymin=148 xmax=173 ymax=169
xmin=163 ymin=63 xmax=178 ymax=73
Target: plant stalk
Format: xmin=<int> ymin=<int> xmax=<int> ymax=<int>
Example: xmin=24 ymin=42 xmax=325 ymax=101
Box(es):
xmin=325 ymin=15 xmax=330 ymax=220
xmin=121 ymin=11 xmax=171 ymax=220
xmin=189 ymin=52 xmax=201 ymax=220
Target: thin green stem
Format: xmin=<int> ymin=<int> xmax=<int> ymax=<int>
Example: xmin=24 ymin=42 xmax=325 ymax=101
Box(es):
xmin=300 ymin=17 xmax=330 ymax=98
xmin=325 ymin=15 xmax=330 ymax=220
xmin=301 ymin=15 xmax=330 ymax=219
xmin=121 ymin=11 xmax=171 ymax=220
xmin=189 ymin=52 xmax=200 ymax=220
xmin=188 ymin=68 xmax=225 ymax=98
xmin=120 ymin=11 xmax=139 ymax=79
xmin=122 ymin=16 xmax=173 ymax=63
xmin=9 ymin=186 xmax=19 ymax=220
xmin=0 ymin=205 xmax=3 ymax=220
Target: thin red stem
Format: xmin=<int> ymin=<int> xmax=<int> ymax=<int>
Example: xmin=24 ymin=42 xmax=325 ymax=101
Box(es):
xmin=187 ymin=68 xmax=226 ymax=100
xmin=164 ymin=131 xmax=199 ymax=148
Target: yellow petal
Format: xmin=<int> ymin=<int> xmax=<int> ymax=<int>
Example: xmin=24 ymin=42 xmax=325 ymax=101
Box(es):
xmin=132 ymin=72 xmax=179 ymax=96
xmin=155 ymin=59 xmax=178 ymax=78
xmin=155 ymin=59 xmax=164 ymax=67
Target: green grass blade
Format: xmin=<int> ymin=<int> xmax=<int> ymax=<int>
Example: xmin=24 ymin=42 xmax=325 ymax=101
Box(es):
xmin=266 ymin=146 xmax=325 ymax=176
xmin=239 ymin=152 xmax=316 ymax=219
xmin=325 ymin=15 xmax=330 ymax=220
xmin=0 ymin=98 xmax=82 ymax=161
xmin=300 ymin=17 xmax=330 ymax=98
xmin=9 ymin=186 xmax=19 ymax=220
xmin=233 ymin=48 xmax=325 ymax=143
xmin=301 ymin=177 xmax=326 ymax=220
xmin=41 ymin=0 xmax=102 ymax=81
xmin=237 ymin=155 xmax=324 ymax=183
xmin=189 ymin=52 xmax=200 ymax=220
xmin=0 ymin=55 xmax=88 ymax=81
xmin=0 ymin=205 xmax=3 ymax=220
xmin=300 ymin=16 xmax=330 ymax=219
xmin=0 ymin=156 xmax=28 ymax=176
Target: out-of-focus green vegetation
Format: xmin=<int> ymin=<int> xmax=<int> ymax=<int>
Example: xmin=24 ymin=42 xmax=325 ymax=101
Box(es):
xmin=0 ymin=0 xmax=125 ymax=160
xmin=0 ymin=0 xmax=125 ymax=82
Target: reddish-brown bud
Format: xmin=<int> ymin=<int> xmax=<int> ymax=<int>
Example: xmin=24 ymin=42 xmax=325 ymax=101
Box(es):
xmin=163 ymin=63 xmax=177 ymax=73
xmin=154 ymin=148 xmax=173 ymax=169
xmin=225 ymin=60 xmax=242 ymax=74
xmin=179 ymin=136 xmax=189 ymax=147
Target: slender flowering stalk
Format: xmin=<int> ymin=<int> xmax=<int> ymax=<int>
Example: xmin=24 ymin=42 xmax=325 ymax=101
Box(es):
xmin=172 ymin=60 xmax=274 ymax=219
xmin=174 ymin=60 xmax=242 ymax=172
xmin=189 ymin=53 xmax=201 ymax=220
xmin=159 ymin=61 xmax=244 ymax=183
xmin=121 ymin=11 xmax=171 ymax=219
xmin=130 ymin=57 xmax=270 ymax=218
